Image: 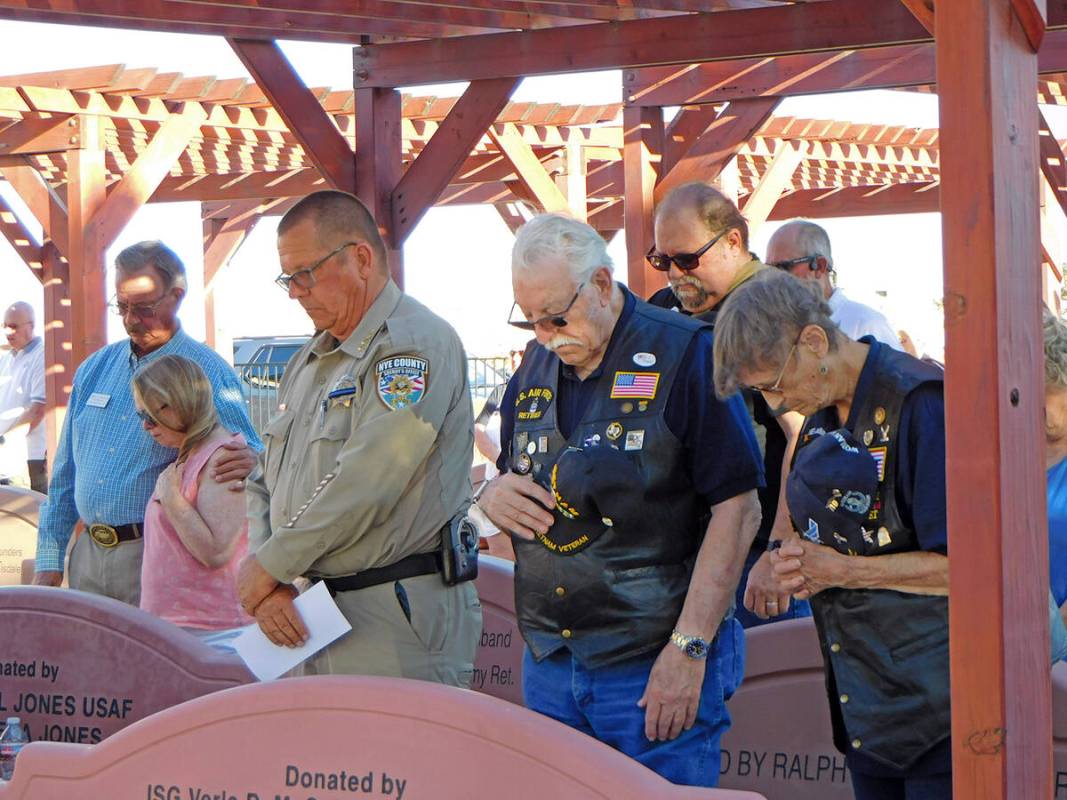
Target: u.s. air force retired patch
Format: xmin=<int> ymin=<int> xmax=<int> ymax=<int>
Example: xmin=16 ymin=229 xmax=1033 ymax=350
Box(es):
xmin=375 ymin=355 xmax=428 ymax=409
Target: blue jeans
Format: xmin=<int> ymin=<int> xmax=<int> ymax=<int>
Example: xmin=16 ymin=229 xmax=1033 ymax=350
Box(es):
xmin=849 ymin=770 xmax=952 ymax=800
xmin=733 ymin=545 xmax=812 ymax=629
xmin=522 ymin=618 xmax=744 ymax=787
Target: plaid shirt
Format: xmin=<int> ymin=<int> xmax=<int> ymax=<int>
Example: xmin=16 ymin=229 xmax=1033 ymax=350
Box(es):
xmin=35 ymin=329 xmax=262 ymax=572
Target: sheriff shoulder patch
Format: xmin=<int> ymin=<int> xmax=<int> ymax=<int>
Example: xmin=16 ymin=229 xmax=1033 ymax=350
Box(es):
xmin=376 ymin=355 xmax=428 ymax=410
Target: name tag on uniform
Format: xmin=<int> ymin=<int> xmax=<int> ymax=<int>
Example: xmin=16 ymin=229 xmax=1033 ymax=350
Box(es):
xmin=87 ymin=393 xmax=110 ymax=408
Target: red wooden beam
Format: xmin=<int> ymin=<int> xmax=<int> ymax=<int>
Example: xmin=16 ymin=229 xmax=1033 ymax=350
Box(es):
xmin=487 ymin=123 xmax=572 ymax=214
xmin=660 ymin=105 xmax=722 ymax=179
xmin=0 ymin=115 xmax=78 ymax=157
xmin=0 ymin=164 xmax=69 ymax=257
xmin=354 ymin=0 xmax=932 ymax=87
xmin=899 ymin=0 xmax=935 ymax=34
xmin=230 ymin=38 xmax=355 ymax=194
xmin=355 ymin=87 xmax=403 ymax=287
xmin=40 ymin=240 xmax=71 ymax=465
xmin=936 ymin=0 xmax=1051 ymax=797
xmin=622 ymin=105 xmax=663 ymax=298
xmin=625 ymin=28 xmax=1067 ymax=106
xmin=0 ymin=192 xmax=42 ymax=280
xmin=1039 ymin=109 xmax=1067 ymax=218
xmin=767 ymin=183 xmax=941 ymax=219
xmin=392 ymin=77 xmax=520 ymax=244
xmin=1013 ymin=0 xmax=1048 ymax=51
xmin=65 ymin=118 xmax=108 ymax=365
xmin=654 ymin=97 xmax=780 ymax=202
xmin=91 ymin=104 xmax=206 ymax=249
xmin=0 ymin=1 xmax=492 ymax=43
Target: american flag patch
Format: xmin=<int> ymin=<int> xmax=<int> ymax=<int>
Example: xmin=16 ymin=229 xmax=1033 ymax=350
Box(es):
xmin=610 ymin=371 xmax=660 ymax=399
xmin=869 ymin=446 xmax=887 ymax=482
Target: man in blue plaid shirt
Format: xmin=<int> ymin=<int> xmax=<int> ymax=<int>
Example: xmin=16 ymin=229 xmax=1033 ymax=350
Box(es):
xmin=33 ymin=241 xmax=261 ymax=606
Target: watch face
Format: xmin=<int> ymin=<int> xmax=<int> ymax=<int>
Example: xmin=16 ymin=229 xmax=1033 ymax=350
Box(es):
xmin=685 ymin=639 xmax=708 ymax=659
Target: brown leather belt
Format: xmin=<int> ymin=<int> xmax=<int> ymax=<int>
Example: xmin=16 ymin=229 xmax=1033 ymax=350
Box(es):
xmin=87 ymin=522 xmax=143 ymax=548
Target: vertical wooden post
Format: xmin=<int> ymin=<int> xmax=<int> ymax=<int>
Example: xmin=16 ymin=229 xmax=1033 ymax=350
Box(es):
xmin=936 ymin=1 xmax=1050 ymax=798
xmin=40 ymin=241 xmax=71 ymax=468
xmin=65 ymin=116 xmax=108 ymax=367
xmin=622 ymin=105 xmax=663 ymax=297
xmin=355 ymin=87 xmax=403 ymax=287
xmin=203 ymin=207 xmax=260 ymax=357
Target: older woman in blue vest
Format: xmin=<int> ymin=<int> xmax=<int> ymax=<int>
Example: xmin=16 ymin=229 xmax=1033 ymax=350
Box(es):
xmin=712 ymin=269 xmax=950 ymax=800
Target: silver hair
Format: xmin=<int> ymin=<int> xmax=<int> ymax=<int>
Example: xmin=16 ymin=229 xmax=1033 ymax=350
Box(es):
xmin=1044 ymin=305 xmax=1067 ymax=389
xmin=512 ymin=213 xmax=613 ymax=283
xmin=115 ymin=241 xmax=188 ymax=292
xmin=776 ymin=218 xmax=834 ymax=269
xmin=713 ymin=269 xmax=838 ymax=398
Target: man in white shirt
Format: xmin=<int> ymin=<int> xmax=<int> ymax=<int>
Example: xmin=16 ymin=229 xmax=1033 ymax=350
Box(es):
xmin=0 ymin=302 xmax=47 ymax=493
xmin=765 ymin=220 xmax=903 ymax=350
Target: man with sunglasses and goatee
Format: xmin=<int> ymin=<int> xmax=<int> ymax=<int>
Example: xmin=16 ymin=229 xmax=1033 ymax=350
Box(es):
xmin=647 ymin=181 xmax=813 ymax=631
xmin=477 ymin=212 xmax=763 ymax=787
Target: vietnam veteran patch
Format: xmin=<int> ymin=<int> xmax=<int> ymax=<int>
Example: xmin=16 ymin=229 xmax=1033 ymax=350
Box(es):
xmin=376 ymin=355 xmax=428 ymax=409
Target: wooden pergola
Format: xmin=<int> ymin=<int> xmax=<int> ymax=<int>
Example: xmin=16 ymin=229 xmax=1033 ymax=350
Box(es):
xmin=0 ymin=1 xmax=1059 ymax=796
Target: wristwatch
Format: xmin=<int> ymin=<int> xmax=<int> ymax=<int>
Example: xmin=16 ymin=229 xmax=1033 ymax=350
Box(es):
xmin=670 ymin=629 xmax=710 ymax=660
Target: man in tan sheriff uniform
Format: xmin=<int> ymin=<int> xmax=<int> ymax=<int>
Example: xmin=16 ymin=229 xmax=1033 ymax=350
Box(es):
xmin=237 ymin=190 xmax=481 ymax=686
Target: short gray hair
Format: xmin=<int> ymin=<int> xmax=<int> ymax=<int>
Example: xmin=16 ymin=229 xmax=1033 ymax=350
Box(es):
xmin=713 ymin=269 xmax=838 ymax=398
xmin=115 ymin=241 xmax=188 ymax=292
xmin=778 ymin=219 xmax=834 ymax=269
xmin=1044 ymin=306 xmax=1067 ymax=389
xmin=512 ymin=213 xmax=613 ymax=283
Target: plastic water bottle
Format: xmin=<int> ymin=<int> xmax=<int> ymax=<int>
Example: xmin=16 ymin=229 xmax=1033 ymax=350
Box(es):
xmin=0 ymin=717 xmax=28 ymax=781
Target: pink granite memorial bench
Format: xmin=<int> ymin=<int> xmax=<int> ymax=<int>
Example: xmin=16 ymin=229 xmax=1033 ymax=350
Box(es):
xmin=0 ymin=486 xmax=43 ymax=587
xmin=719 ymin=617 xmax=853 ymax=799
xmin=471 ymin=554 xmax=524 ymax=705
xmin=1051 ymin=661 xmax=1067 ymax=797
xmin=0 ymin=676 xmax=766 ymax=799
xmin=0 ymin=586 xmax=253 ymax=747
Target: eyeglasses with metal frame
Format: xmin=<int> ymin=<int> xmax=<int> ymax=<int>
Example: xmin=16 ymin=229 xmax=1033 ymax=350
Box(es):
xmin=646 ymin=228 xmax=729 ymax=272
xmin=108 ymin=292 xmax=173 ymax=319
xmin=746 ymin=341 xmax=798 ymax=396
xmin=274 ymin=241 xmax=359 ymax=292
xmin=508 ymin=283 xmax=585 ymax=331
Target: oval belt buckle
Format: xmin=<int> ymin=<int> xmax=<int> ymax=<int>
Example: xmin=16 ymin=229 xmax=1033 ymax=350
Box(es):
xmin=89 ymin=524 xmax=119 ymax=548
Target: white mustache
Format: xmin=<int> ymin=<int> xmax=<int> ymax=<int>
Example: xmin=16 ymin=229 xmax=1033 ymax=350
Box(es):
xmin=545 ymin=335 xmax=583 ymax=352
xmin=670 ymin=275 xmax=705 ymax=291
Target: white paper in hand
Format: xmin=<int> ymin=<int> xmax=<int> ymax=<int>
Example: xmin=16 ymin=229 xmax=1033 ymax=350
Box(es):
xmin=233 ymin=581 xmax=352 ymax=681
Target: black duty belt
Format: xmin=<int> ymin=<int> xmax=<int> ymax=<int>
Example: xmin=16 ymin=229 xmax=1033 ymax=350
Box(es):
xmin=321 ymin=551 xmax=441 ymax=594
xmin=87 ymin=522 xmax=143 ymax=548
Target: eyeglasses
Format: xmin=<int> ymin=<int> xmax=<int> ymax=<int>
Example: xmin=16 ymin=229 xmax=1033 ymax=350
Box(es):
xmin=747 ymin=342 xmax=798 ymax=396
xmin=3 ymin=322 xmax=30 ymax=332
xmin=646 ymin=229 xmax=729 ymax=272
xmin=108 ymin=292 xmax=172 ymax=319
xmin=508 ymin=283 xmax=585 ymax=331
xmin=275 ymin=241 xmax=358 ymax=292
xmin=135 ymin=407 xmax=159 ymax=429
xmin=769 ymin=255 xmax=819 ymax=272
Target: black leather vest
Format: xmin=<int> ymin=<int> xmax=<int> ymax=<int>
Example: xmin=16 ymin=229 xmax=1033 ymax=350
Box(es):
xmin=649 ymin=288 xmax=782 ymax=546
xmin=507 ymin=297 xmax=708 ymax=669
xmin=797 ymin=342 xmax=949 ymax=771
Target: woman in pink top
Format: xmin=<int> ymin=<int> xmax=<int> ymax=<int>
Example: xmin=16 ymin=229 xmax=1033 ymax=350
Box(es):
xmin=133 ymin=354 xmax=252 ymax=653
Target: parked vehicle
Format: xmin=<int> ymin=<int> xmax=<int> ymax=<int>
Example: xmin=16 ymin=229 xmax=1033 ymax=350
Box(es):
xmin=234 ymin=336 xmax=512 ymax=433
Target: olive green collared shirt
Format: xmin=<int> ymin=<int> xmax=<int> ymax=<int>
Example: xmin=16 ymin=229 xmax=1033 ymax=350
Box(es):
xmin=246 ymin=280 xmax=475 ymax=583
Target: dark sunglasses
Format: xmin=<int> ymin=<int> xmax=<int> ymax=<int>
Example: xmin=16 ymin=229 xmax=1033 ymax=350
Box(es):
xmin=508 ymin=283 xmax=584 ymax=331
xmin=646 ymin=229 xmax=728 ymax=272
xmin=135 ymin=408 xmax=159 ymax=429
xmin=770 ymin=255 xmax=819 ymax=272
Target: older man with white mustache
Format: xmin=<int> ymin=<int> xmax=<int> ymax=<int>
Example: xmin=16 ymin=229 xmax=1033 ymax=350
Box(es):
xmin=477 ymin=212 xmax=763 ymax=787
xmin=647 ymin=182 xmax=813 ymax=633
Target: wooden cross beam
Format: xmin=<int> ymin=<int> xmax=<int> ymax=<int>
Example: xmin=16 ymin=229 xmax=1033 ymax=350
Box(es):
xmin=392 ymin=77 xmax=520 ymax=243
xmin=487 ymin=123 xmax=571 ymax=215
xmin=230 ymin=38 xmax=356 ymax=194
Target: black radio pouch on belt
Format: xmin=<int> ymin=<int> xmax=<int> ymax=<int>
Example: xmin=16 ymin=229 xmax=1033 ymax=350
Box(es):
xmin=440 ymin=513 xmax=479 ymax=586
